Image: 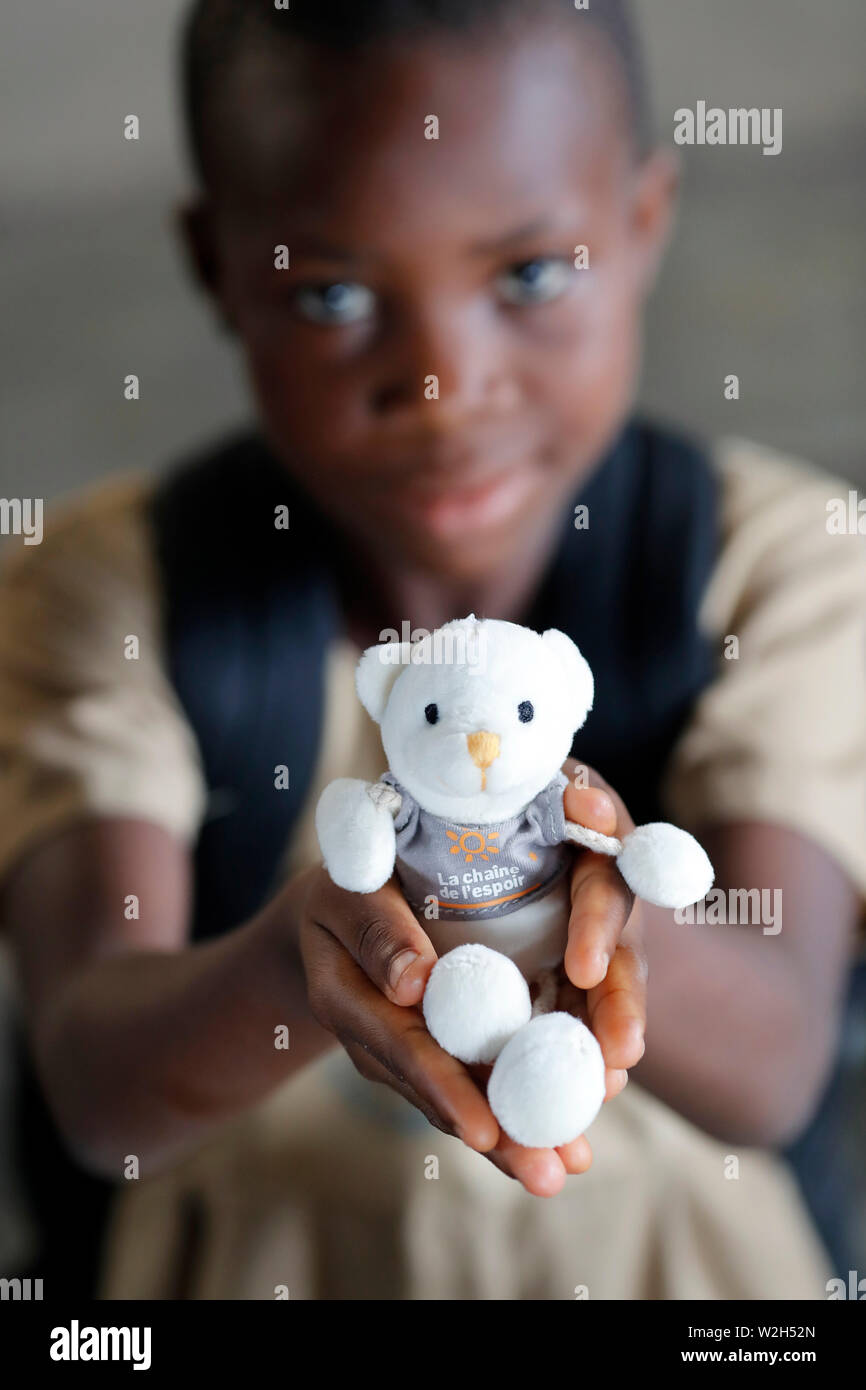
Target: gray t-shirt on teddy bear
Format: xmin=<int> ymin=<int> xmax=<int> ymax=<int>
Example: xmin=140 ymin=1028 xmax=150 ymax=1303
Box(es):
xmin=379 ymin=769 xmax=571 ymax=921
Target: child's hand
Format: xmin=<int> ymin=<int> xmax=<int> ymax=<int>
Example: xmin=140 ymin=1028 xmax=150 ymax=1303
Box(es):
xmin=296 ymin=863 xmax=597 ymax=1196
xmin=560 ymin=758 xmax=647 ymax=1104
xmin=294 ymin=762 xmax=644 ymax=1198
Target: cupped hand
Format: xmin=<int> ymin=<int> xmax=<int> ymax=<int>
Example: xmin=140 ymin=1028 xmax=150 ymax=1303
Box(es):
xmin=295 ymin=762 xmax=645 ymax=1197
xmin=560 ymin=756 xmax=647 ymax=1096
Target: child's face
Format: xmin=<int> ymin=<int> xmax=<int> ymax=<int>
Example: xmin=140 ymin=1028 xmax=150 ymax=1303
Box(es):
xmin=183 ymin=21 xmax=676 ymax=580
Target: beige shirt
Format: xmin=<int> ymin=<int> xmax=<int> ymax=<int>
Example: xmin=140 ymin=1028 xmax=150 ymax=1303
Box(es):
xmin=1 ymin=435 xmax=864 ymax=1299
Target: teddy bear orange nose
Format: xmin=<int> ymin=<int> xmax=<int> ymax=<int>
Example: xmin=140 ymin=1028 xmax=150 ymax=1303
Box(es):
xmin=467 ymin=730 xmax=501 ymax=770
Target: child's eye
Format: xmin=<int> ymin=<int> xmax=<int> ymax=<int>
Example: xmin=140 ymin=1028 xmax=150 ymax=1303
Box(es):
xmin=496 ymin=257 xmax=574 ymax=306
xmin=294 ymin=281 xmax=376 ymax=325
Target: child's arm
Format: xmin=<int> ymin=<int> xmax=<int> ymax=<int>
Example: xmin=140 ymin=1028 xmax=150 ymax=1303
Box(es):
xmin=2 ymin=783 xmax=636 ymax=1202
xmin=2 ymin=816 xmax=338 ymax=1178
xmin=634 ymin=820 xmax=860 ymax=1145
xmin=568 ymin=772 xmax=861 ymax=1146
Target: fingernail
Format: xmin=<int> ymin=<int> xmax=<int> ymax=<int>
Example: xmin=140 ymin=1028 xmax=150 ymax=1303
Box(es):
xmin=595 ymin=951 xmax=610 ymax=978
xmin=389 ymin=949 xmax=419 ymax=993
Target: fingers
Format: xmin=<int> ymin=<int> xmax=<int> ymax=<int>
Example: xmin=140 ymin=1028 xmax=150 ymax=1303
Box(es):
xmin=485 ymin=1129 xmax=593 ymax=1196
xmin=566 ymin=859 xmax=647 ymax=1070
xmin=565 ymin=856 xmax=635 ymax=990
xmin=555 ymin=1134 xmax=594 ymax=1173
xmin=487 ymin=1134 xmax=568 ymax=1196
xmin=561 ymin=761 xmax=640 ymax=992
xmin=559 ymin=759 xmax=648 ymax=1074
xmin=342 ymin=1039 xmax=467 ymax=1139
xmin=562 ymin=760 xmax=636 ymax=839
xmin=307 ymin=868 xmax=438 ymax=1005
xmin=561 ymin=778 xmax=619 ymax=837
xmin=348 ymin=1041 xmax=594 ymax=1196
xmin=604 ymin=1068 xmax=629 ymax=1101
xmin=553 ymin=973 xmax=635 ymax=1094
xmin=301 ymin=916 xmax=499 ymax=1151
xmin=587 ymin=932 xmax=647 ymax=1071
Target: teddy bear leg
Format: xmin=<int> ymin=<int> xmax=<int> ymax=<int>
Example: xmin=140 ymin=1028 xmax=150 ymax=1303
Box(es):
xmin=422 ymin=943 xmax=532 ymax=1065
xmin=487 ymin=1012 xmax=606 ymax=1149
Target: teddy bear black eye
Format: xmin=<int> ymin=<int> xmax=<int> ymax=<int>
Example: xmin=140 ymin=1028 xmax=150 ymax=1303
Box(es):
xmin=425 ymin=703 xmax=439 ymax=725
xmin=518 ymin=701 xmax=534 ymax=723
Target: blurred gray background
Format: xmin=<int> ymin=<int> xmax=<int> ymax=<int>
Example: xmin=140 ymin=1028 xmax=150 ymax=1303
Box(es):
xmin=0 ymin=0 xmax=864 ymax=1268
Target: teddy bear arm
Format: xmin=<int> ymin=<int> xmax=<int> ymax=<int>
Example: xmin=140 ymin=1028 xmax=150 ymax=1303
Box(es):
xmin=564 ymin=817 xmax=714 ymax=911
xmin=562 ymin=820 xmax=623 ymax=856
xmin=314 ymin=777 xmax=398 ymax=894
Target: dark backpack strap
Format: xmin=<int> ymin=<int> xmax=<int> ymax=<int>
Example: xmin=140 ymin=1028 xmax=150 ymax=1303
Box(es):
xmin=146 ymin=428 xmax=342 ymax=940
xmin=524 ymin=420 xmax=720 ymax=824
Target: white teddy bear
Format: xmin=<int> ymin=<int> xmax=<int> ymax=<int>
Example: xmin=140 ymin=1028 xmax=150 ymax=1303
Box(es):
xmin=315 ymin=614 xmax=713 ymax=1149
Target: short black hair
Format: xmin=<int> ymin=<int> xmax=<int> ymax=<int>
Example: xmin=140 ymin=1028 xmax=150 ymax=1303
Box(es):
xmin=180 ymin=0 xmax=652 ymax=190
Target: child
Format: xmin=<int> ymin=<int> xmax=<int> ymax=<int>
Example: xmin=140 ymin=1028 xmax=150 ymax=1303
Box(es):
xmin=1 ymin=0 xmax=864 ymax=1300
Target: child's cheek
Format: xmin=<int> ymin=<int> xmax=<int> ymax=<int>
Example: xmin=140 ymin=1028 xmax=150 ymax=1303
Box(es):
xmin=241 ymin=336 xmax=366 ymax=461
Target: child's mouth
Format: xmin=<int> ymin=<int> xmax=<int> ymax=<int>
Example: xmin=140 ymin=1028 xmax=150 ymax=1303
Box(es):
xmin=391 ymin=467 xmax=538 ymax=539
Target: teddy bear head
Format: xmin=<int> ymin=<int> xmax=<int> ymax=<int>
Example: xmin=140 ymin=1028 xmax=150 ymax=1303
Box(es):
xmin=355 ymin=615 xmax=594 ymax=823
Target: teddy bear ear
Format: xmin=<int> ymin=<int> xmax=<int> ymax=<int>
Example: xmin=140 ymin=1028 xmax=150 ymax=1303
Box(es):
xmin=355 ymin=641 xmax=413 ymax=724
xmin=540 ymin=628 xmax=595 ymax=730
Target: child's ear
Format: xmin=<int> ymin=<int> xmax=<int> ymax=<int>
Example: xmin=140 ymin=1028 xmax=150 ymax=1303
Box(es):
xmin=355 ymin=641 xmax=413 ymax=724
xmin=174 ymin=197 xmax=237 ymax=335
xmin=629 ymin=146 xmax=680 ymax=298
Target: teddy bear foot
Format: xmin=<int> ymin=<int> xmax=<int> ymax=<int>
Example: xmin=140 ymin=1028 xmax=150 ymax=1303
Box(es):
xmin=487 ymin=1012 xmax=606 ymax=1149
xmin=422 ymin=945 xmax=607 ymax=1146
xmin=422 ymin=943 xmax=532 ymax=1064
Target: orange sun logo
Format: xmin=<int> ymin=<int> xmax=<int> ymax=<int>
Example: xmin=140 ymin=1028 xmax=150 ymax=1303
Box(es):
xmin=447 ymin=828 xmax=500 ymax=863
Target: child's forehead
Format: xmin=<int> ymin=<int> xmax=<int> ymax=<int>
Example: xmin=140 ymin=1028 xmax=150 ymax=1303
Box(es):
xmin=207 ymin=23 xmax=631 ymax=223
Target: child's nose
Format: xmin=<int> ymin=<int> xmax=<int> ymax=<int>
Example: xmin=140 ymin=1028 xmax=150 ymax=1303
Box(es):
xmin=372 ymin=303 xmax=518 ymax=427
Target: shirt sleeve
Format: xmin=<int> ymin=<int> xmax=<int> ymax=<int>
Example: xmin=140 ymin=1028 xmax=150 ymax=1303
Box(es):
xmin=662 ymin=438 xmax=866 ymax=901
xmin=525 ymin=769 xmax=569 ymax=847
xmin=379 ymin=772 xmax=419 ymax=841
xmin=0 ymin=475 xmax=209 ymax=888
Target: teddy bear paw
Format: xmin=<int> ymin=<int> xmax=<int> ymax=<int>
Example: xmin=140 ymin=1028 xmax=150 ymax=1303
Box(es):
xmin=617 ymin=823 xmax=714 ymax=910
